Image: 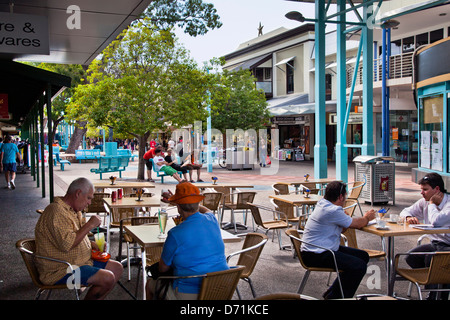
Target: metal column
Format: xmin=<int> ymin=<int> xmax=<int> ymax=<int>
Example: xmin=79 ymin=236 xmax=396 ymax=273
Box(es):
xmin=313 ymin=0 xmax=327 ymax=179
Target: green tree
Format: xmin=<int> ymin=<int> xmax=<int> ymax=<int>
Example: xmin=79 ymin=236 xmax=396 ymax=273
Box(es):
xmin=68 ymin=20 xmax=213 ymax=180
xmin=210 ymin=68 xmax=270 ymax=132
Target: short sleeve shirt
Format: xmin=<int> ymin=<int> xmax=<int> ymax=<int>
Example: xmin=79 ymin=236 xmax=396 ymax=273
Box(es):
xmin=301 ymin=198 xmax=353 ymax=253
xmin=161 ymin=212 xmax=229 ymax=294
xmin=35 ymin=197 xmax=93 ymax=285
xmin=1 ymin=143 xmax=19 ymax=164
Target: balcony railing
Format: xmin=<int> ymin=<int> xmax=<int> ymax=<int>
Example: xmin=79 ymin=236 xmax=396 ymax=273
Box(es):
xmin=346 ymin=52 xmax=413 ymax=88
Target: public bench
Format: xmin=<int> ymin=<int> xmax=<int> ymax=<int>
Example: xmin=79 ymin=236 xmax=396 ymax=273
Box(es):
xmin=117 ymin=148 xmax=138 ymax=161
xmin=90 ymin=156 xmax=130 ymax=179
xmin=75 ymin=149 xmax=101 ymax=163
xmin=52 ymin=147 xmax=71 ymax=171
xmin=151 ymin=158 xmax=187 ymax=183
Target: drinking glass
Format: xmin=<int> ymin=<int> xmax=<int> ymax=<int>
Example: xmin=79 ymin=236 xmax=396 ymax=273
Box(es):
xmin=158 ymin=211 xmax=168 ymax=239
xmin=94 ymin=233 xmax=106 ymax=252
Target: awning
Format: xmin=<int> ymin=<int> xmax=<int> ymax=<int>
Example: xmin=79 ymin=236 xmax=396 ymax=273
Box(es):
xmin=275 ymin=56 xmax=296 ymax=68
xmin=232 ymin=53 xmax=272 ymax=71
xmin=269 ymin=100 xmax=337 ymax=117
xmin=267 ymin=93 xmax=309 ymax=109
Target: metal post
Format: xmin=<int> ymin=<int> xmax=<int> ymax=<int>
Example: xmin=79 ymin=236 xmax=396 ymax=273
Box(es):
xmin=46 ymin=84 xmax=54 ymax=203
xmin=314 ymin=0 xmax=328 ymax=179
xmin=362 ymin=4 xmax=375 ymax=156
xmin=206 ymin=69 xmax=212 ymax=173
xmin=336 ymin=0 xmax=348 ymax=183
xmin=39 ymin=96 xmax=45 ymax=198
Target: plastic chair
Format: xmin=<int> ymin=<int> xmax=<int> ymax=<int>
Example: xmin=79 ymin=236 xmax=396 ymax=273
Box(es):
xmin=394 ymin=251 xmax=450 ymax=300
xmin=255 ymin=292 xmax=318 ymax=300
xmin=16 ymin=238 xmax=87 ymax=300
xmin=154 ymin=265 xmax=245 ymax=300
xmin=272 ymin=183 xmax=290 ymax=195
xmin=221 ymin=192 xmax=256 ymax=233
xmin=226 ymin=233 xmax=268 ymax=299
xmin=285 ymin=229 xmax=344 ymax=298
xmin=202 ymin=192 xmax=223 ymax=222
xmin=247 ymin=203 xmax=290 ymax=250
xmin=347 ymin=181 xmax=365 ymax=216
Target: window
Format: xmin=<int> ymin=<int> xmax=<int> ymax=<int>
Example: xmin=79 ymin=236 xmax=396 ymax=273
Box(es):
xmin=286 ymin=60 xmax=294 ymax=93
xmin=325 ymin=74 xmax=332 ymax=100
xmin=402 ymin=36 xmax=414 ymax=53
xmin=416 ymin=32 xmax=428 ymax=48
xmin=430 ymin=29 xmax=443 ymax=43
xmin=264 ymin=68 xmax=271 ymax=80
xmin=419 ymin=94 xmax=443 ymax=171
xmin=390 ymin=39 xmax=402 ymax=56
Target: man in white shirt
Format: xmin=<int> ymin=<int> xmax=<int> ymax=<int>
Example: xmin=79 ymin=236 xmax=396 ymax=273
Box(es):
xmin=300 ymin=181 xmax=376 ymax=299
xmin=153 ymin=148 xmax=184 ymax=183
xmin=399 ymin=172 xmax=450 ymax=299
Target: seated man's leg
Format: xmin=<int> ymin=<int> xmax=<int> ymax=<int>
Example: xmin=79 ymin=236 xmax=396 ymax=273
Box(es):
xmin=301 ymin=246 xmax=369 ymax=299
xmin=85 ymin=260 xmax=123 ymax=300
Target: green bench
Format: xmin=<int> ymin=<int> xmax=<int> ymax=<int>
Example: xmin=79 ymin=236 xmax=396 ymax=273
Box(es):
xmin=117 ymin=149 xmax=138 ymax=161
xmin=90 ymin=156 xmax=130 ymax=179
xmin=52 ymin=147 xmax=71 ymax=171
xmin=76 ymin=149 xmax=101 ymax=163
xmin=151 ymin=158 xmax=187 ymax=183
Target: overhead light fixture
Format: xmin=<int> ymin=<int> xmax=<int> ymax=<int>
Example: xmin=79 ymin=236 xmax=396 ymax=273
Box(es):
xmin=381 ymin=19 xmax=400 ymax=29
xmin=285 ymin=11 xmax=306 ymax=23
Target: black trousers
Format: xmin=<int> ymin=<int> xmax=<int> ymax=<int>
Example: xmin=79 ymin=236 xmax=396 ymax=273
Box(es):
xmin=301 ymin=245 xmax=369 ymax=299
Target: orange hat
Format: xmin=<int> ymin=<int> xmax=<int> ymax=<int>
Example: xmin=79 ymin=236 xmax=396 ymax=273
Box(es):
xmin=168 ymin=182 xmax=204 ymax=204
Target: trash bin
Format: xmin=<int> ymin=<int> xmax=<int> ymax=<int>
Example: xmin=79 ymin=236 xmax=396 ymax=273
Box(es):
xmin=353 ymin=155 xmax=395 ymax=206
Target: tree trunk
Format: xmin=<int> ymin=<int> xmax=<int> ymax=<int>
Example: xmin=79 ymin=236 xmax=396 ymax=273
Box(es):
xmin=137 ymin=132 xmax=150 ymax=180
xmin=66 ymin=120 xmax=87 ymax=153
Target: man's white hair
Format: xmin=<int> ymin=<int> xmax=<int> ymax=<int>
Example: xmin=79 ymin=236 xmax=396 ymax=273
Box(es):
xmin=67 ymin=177 xmax=94 ymax=195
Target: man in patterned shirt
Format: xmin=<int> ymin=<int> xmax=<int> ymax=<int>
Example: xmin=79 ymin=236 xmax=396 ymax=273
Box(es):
xmin=35 ymin=177 xmax=123 ymax=300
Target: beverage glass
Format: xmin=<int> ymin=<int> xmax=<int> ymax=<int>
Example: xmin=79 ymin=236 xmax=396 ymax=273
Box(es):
xmin=158 ymin=211 xmax=168 ymax=239
xmin=398 ymin=216 xmax=406 ymax=229
xmin=94 ymin=233 xmax=106 ymax=252
xmin=376 ymin=217 xmax=386 ymax=228
xmin=389 ymin=213 xmax=399 ymax=223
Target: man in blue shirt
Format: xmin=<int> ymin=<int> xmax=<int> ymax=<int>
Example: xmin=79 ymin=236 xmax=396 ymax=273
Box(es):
xmin=301 ymin=181 xmax=376 ymax=299
xmin=0 ymin=135 xmax=21 ymax=189
xmin=146 ymin=182 xmax=229 ymax=300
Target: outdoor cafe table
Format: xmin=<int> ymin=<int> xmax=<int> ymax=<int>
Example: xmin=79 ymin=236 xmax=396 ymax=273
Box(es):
xmin=124 ymin=221 xmax=242 ymax=299
xmin=269 ymin=194 xmax=322 ymax=224
xmin=276 ymin=178 xmax=341 ymax=194
xmin=94 ymin=181 xmax=155 ymax=193
xmin=360 ymin=222 xmax=450 ymax=296
xmin=103 ymin=196 xmax=162 ymax=257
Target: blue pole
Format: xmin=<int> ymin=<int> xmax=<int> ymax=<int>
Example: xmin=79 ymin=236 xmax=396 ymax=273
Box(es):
xmin=336 ymin=0 xmax=348 ymax=183
xmin=206 ymin=69 xmax=212 ymax=173
xmin=314 ymin=0 xmax=328 ymax=179
xmin=382 ymin=28 xmax=389 ymax=156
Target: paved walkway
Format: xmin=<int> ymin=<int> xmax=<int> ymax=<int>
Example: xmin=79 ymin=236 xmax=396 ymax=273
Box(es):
xmin=0 ymin=157 xmax=427 ymax=301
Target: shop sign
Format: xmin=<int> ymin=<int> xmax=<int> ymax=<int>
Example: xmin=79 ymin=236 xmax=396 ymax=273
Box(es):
xmin=329 ymin=112 xmax=363 ymax=125
xmin=0 ymin=12 xmax=49 ymax=54
xmin=0 ymin=94 xmax=9 ymax=119
xmin=273 ymin=116 xmax=309 ymax=125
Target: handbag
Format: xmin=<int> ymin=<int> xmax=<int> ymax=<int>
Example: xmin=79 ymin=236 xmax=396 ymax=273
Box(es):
xmin=149 ymin=262 xmax=174 ymax=300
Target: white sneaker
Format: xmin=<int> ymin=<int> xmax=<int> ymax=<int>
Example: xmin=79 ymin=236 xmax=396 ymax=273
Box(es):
xmin=10 ymin=181 xmax=15 ymax=189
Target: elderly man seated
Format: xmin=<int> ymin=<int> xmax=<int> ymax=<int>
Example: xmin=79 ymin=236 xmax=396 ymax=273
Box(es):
xmin=35 ymin=177 xmax=123 ymax=300
xmin=146 ymin=182 xmax=228 ymax=299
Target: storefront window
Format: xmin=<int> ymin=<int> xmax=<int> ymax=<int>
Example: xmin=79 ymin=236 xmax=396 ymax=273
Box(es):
xmin=388 ymin=110 xmax=418 ymax=163
xmin=419 ymin=94 xmax=444 ymax=171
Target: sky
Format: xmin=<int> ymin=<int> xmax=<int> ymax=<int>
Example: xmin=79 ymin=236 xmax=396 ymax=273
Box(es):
xmin=174 ymin=0 xmax=319 ymax=66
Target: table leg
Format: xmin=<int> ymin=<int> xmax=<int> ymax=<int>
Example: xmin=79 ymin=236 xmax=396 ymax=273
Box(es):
xmin=142 ymin=247 xmax=147 ymax=300
xmin=387 ymin=237 xmax=395 ymax=296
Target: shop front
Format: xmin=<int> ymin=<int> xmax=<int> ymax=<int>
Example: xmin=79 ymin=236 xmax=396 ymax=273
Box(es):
xmin=272 ymin=115 xmax=312 ymax=161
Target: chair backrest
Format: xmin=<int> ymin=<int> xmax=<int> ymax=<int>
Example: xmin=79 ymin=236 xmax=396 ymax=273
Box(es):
xmin=229 ymin=233 xmax=268 ymax=278
xmin=111 ymin=207 xmax=134 ymax=225
xmin=247 ymin=203 xmax=265 ymax=227
xmin=427 ymin=252 xmax=450 ymax=285
xmin=202 ymin=192 xmax=223 ymax=211
xmin=85 ymin=192 xmax=110 ymax=214
xmin=16 ymin=239 xmax=42 ymax=287
xmin=198 ymin=265 xmax=245 ymax=300
xmin=343 ymin=199 xmax=358 ymax=217
xmin=214 ymin=187 xmax=233 ymax=204
xmin=272 ymin=183 xmax=289 ymax=195
xmin=285 ymin=229 xmax=309 ymax=269
xmin=301 ymin=183 xmax=321 ymax=195
xmin=340 ymin=228 xmax=359 ymax=248
xmin=348 ymin=181 xmax=364 ymax=200
xmin=235 ymin=192 xmax=257 ymax=209
xmin=271 ymin=198 xmax=296 ymax=220
xmin=130 ymin=216 xmax=158 ymax=226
